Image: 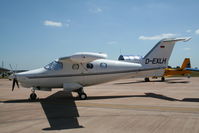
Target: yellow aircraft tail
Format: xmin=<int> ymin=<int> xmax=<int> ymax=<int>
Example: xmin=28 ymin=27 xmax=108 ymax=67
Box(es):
xmin=181 ymin=58 xmax=191 ymax=69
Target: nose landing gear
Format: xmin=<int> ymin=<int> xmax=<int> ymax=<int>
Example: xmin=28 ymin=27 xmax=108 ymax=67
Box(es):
xmin=30 ymin=89 xmax=37 ymax=100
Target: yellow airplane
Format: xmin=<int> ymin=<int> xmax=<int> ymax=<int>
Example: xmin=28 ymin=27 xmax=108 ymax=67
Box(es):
xmin=145 ymin=58 xmax=191 ymax=82
xmin=164 ymin=58 xmax=191 ymax=77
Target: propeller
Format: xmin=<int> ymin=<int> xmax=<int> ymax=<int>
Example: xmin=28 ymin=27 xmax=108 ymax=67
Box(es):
xmin=12 ymin=78 xmax=19 ymax=91
xmin=9 ymin=64 xmax=19 ymax=91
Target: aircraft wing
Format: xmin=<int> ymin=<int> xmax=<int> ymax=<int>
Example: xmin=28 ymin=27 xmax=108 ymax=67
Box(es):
xmin=185 ymin=68 xmax=199 ymax=72
xmin=59 ymin=52 xmax=107 ymax=63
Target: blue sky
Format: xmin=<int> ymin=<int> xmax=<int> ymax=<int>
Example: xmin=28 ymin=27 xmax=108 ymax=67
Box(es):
xmin=0 ymin=0 xmax=199 ymax=70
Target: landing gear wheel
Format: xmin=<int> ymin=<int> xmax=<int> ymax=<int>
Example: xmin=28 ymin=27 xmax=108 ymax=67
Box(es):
xmin=30 ymin=93 xmax=37 ymax=100
xmin=79 ymin=93 xmax=87 ymax=100
xmin=77 ymin=87 xmax=87 ymax=100
xmin=145 ymin=77 xmax=150 ymax=82
xmin=161 ymin=77 xmax=165 ymax=82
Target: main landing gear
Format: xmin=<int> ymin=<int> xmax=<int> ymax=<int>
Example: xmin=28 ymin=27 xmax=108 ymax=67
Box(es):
xmin=161 ymin=77 xmax=165 ymax=82
xmin=30 ymin=89 xmax=37 ymax=100
xmin=144 ymin=77 xmax=150 ymax=82
xmin=77 ymin=87 xmax=87 ymax=100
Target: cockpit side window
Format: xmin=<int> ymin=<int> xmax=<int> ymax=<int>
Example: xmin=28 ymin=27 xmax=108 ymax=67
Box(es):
xmin=44 ymin=61 xmax=63 ymax=71
xmin=100 ymin=63 xmax=107 ymax=68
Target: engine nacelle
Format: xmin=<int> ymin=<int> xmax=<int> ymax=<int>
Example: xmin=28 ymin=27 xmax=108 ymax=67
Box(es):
xmin=118 ymin=55 xmax=143 ymax=63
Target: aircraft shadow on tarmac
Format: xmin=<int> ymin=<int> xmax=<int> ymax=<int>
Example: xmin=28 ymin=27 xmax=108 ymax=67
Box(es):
xmin=40 ymin=91 xmax=84 ymax=130
xmin=2 ymin=91 xmax=199 ymax=130
xmin=115 ymin=78 xmax=190 ymax=85
xmin=85 ymin=93 xmax=179 ymax=101
xmin=3 ymin=91 xmax=84 ymax=130
xmin=85 ymin=93 xmax=199 ymax=102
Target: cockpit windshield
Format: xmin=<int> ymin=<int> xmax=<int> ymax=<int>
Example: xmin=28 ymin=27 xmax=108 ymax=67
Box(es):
xmin=44 ymin=61 xmax=63 ymax=71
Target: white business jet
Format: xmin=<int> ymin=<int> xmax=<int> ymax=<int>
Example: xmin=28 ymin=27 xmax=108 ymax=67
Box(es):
xmin=10 ymin=37 xmax=190 ymax=100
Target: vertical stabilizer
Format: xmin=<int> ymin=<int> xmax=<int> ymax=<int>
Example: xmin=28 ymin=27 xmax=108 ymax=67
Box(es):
xmin=181 ymin=58 xmax=191 ymax=69
xmin=143 ymin=37 xmax=191 ymax=68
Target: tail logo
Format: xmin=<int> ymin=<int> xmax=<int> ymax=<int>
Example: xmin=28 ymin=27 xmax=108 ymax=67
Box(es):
xmin=145 ymin=58 xmax=167 ymax=64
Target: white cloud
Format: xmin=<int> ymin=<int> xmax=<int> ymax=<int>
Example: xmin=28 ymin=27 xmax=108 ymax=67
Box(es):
xmin=195 ymin=29 xmax=199 ymax=34
xmin=106 ymin=41 xmax=118 ymax=45
xmin=186 ymin=29 xmax=192 ymax=33
xmin=65 ymin=23 xmax=70 ymax=28
xmin=44 ymin=20 xmax=63 ymax=27
xmin=139 ymin=33 xmax=177 ymax=40
xmin=90 ymin=7 xmax=103 ymax=13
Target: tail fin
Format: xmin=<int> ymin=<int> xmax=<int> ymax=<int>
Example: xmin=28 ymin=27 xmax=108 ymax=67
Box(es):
xmin=181 ymin=58 xmax=191 ymax=69
xmin=143 ymin=37 xmax=191 ymax=68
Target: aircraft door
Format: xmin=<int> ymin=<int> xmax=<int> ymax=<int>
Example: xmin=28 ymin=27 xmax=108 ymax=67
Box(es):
xmin=79 ymin=63 xmax=94 ymax=85
xmin=71 ymin=63 xmax=86 ymax=85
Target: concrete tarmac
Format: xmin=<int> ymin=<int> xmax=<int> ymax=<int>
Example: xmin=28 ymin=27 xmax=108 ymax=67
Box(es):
xmin=0 ymin=77 xmax=199 ymax=133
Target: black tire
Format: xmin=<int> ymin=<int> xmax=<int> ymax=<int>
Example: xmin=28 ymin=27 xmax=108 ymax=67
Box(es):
xmin=30 ymin=93 xmax=37 ymax=100
xmin=79 ymin=93 xmax=87 ymax=100
xmin=161 ymin=77 xmax=165 ymax=82
xmin=144 ymin=77 xmax=150 ymax=82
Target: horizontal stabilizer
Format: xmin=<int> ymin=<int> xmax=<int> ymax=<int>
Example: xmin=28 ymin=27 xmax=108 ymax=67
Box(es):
xmin=162 ymin=37 xmax=191 ymax=43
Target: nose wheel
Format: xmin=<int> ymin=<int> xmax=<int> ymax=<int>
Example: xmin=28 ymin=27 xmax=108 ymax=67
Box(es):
xmin=77 ymin=88 xmax=87 ymax=100
xmin=30 ymin=89 xmax=37 ymax=100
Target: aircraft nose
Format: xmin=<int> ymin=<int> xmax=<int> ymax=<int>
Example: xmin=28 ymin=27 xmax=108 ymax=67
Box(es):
xmin=8 ymin=73 xmax=21 ymax=80
xmin=15 ymin=73 xmax=28 ymax=81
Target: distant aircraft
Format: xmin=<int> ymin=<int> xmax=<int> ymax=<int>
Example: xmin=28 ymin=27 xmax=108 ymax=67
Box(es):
xmin=143 ymin=58 xmax=193 ymax=81
xmin=185 ymin=67 xmax=199 ymax=72
xmin=0 ymin=67 xmax=27 ymax=78
xmin=148 ymin=58 xmax=199 ymax=81
xmin=0 ymin=67 xmax=9 ymax=78
xmin=0 ymin=67 xmax=9 ymax=73
xmin=9 ymin=37 xmax=191 ymax=100
xmin=161 ymin=58 xmax=192 ymax=81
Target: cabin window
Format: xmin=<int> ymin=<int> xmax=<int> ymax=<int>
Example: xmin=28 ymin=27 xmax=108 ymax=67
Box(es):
xmin=44 ymin=61 xmax=63 ymax=71
xmin=86 ymin=63 xmax=93 ymax=69
xmin=118 ymin=55 xmax=124 ymax=60
xmin=72 ymin=64 xmax=79 ymax=70
xmin=100 ymin=63 xmax=107 ymax=68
